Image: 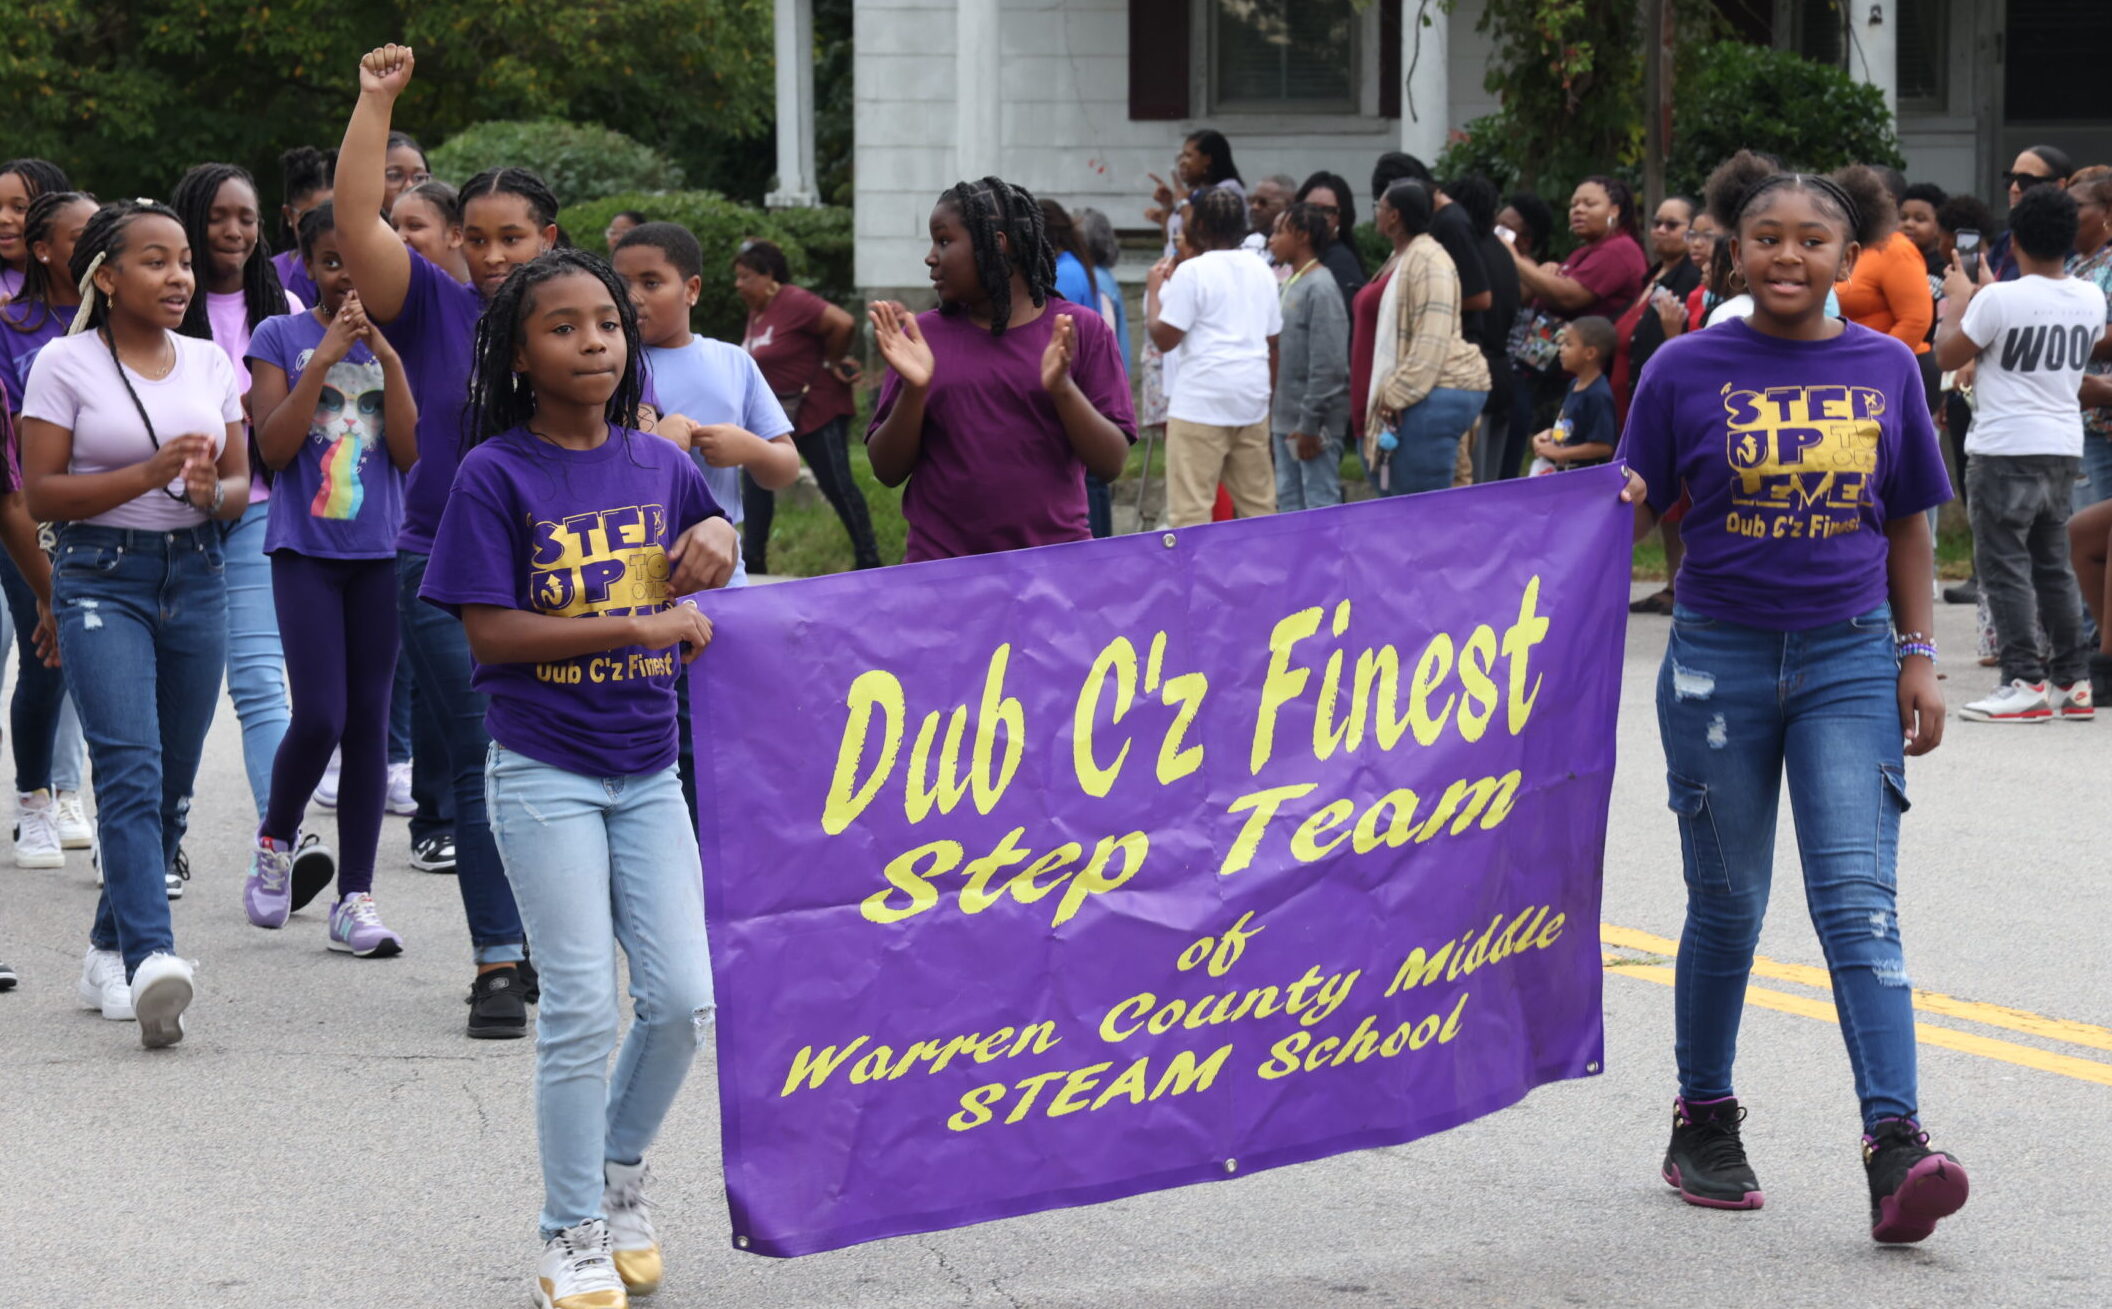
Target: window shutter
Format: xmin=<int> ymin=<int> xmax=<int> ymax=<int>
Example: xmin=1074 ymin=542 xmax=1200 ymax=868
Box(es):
xmin=1381 ymin=0 xmax=1402 ymax=119
xmin=1130 ymin=0 xmax=1192 ymax=120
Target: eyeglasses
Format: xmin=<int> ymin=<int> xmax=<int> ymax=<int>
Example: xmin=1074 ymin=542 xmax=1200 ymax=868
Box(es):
xmin=1651 ymin=218 xmax=1687 ymax=230
xmin=385 ymin=167 xmax=431 ymax=188
xmin=2004 ymin=170 xmax=2053 ymax=189
xmin=1307 ymin=203 xmax=1339 ymax=216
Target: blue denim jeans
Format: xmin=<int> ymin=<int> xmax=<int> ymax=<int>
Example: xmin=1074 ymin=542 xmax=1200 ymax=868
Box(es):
xmin=485 ymin=745 xmax=714 ymax=1239
xmin=396 ymin=550 xmax=523 ymax=963
xmin=2075 ymin=430 xmax=2112 ymax=511
xmin=1381 ymin=387 xmax=1487 ymax=496
xmin=0 ymin=551 xmax=70 ymax=793
xmin=219 ymin=499 xmax=289 ymax=819
xmin=1657 ymin=603 xmax=1918 ymax=1129
xmin=1272 ymin=431 xmax=1344 ymax=511
xmin=388 ymin=655 xmax=414 ymax=765
xmin=56 ymin=525 xmax=227 ymax=979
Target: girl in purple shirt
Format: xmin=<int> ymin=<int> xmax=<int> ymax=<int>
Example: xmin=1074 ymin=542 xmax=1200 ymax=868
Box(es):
xmin=421 ymin=250 xmax=737 ymax=1308
xmin=1617 ymin=153 xmax=1967 ymax=1242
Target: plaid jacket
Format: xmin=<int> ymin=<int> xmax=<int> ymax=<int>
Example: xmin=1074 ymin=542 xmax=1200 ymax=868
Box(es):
xmin=1370 ymin=234 xmax=1492 ymax=436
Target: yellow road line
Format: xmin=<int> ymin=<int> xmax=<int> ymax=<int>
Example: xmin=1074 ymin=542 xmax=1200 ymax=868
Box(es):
xmin=1606 ymin=959 xmax=2112 ymax=1087
xmin=1602 ymin=923 xmax=2112 ymax=1055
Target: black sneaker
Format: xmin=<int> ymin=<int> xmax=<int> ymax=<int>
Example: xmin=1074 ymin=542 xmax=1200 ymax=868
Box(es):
xmin=409 ymin=832 xmax=457 ymax=873
xmin=1864 ymin=1118 xmax=1969 ymax=1243
xmin=518 ymin=950 xmax=540 ymax=1005
xmin=1943 ymin=578 xmax=1979 ymax=605
xmin=2090 ymin=652 xmax=2112 ymax=708
xmin=467 ymin=966 xmax=528 ymax=1039
xmin=0 ymin=958 xmax=17 ymax=991
xmin=289 ymin=834 xmax=337 ymax=913
xmin=1662 ymin=1096 xmax=1764 ymax=1209
xmin=165 ymin=846 xmax=190 ymax=900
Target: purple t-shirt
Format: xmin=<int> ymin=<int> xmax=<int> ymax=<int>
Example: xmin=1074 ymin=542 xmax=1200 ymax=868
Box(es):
xmin=867 ymin=303 xmax=1135 ymax=562
xmin=1618 ymin=318 xmax=1951 ymax=630
xmin=247 ymin=310 xmax=405 ymax=559
xmin=379 ymin=251 xmax=482 ymax=555
xmin=0 ymin=302 xmax=67 ymax=410
xmin=272 ymin=248 xmax=320 ymax=311
xmin=419 ymin=426 xmax=723 ymax=778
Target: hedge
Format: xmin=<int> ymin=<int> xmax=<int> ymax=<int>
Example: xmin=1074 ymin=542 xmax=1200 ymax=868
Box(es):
xmin=429 ymin=120 xmax=685 ymax=204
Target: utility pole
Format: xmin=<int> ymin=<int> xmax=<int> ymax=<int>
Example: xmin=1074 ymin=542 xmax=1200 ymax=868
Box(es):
xmin=1641 ymin=0 xmax=1673 ymax=216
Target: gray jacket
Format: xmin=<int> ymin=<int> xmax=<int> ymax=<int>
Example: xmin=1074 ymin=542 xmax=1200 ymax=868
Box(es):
xmin=1271 ymin=263 xmax=1351 ymax=442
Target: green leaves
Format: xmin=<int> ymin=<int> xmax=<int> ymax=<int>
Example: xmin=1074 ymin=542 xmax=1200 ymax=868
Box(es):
xmin=428 ymin=121 xmax=685 ymax=203
xmin=1666 ymin=42 xmax=1905 ymax=198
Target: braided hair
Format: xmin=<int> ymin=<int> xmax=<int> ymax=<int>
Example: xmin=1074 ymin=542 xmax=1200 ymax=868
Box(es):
xmin=460 ymin=167 xmax=562 ymax=234
xmin=68 ymin=200 xmax=197 ymax=505
xmin=4 ymin=190 xmax=96 ymax=332
xmin=396 ymin=179 xmax=462 ymax=227
xmin=936 ymin=177 xmax=1056 ymax=338
xmin=1187 ymin=187 xmax=1249 ymax=251
xmin=465 ymin=249 xmax=643 ymax=448
xmin=0 ymin=158 xmax=71 ymax=206
xmin=278 ymin=145 xmax=337 ymax=244
xmin=170 ymin=163 xmax=286 ymax=340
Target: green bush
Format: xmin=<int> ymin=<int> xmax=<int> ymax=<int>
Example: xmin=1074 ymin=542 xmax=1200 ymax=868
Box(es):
xmin=766 ymin=206 xmax=856 ymax=309
xmin=1668 ymin=43 xmax=1905 ymax=199
xmin=429 ymin=121 xmax=686 ymax=205
xmin=1435 ymin=115 xmax=1524 ymax=195
xmin=558 ymin=190 xmax=808 ymax=343
xmin=1351 ymin=221 xmax=1390 ymax=277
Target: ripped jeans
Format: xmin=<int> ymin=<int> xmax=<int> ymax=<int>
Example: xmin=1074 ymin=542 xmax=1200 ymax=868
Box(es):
xmin=485 ymin=744 xmax=716 ymax=1239
xmin=1656 ymin=603 xmax=1918 ymax=1129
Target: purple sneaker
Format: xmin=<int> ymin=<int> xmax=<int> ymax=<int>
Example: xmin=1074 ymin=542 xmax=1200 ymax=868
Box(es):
xmin=328 ymin=893 xmax=403 ymax=958
xmin=242 ymin=834 xmax=296 ymax=929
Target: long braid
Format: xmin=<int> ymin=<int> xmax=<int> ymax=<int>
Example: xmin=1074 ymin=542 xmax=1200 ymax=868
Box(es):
xmin=4 ymin=190 xmax=95 ymax=334
xmin=170 ymin=163 xmax=286 ymax=338
xmin=466 ymin=249 xmax=642 ymax=451
xmin=937 ymin=177 xmax=1058 ymax=338
xmin=69 ymin=200 xmax=193 ymax=504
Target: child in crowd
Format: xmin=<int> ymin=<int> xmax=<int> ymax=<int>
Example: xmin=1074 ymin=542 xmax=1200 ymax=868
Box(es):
xmin=421 ymin=248 xmax=737 ymax=1309
xmin=0 ymin=159 xmax=71 ymax=302
xmin=1266 ymin=201 xmax=1348 ymax=510
xmin=272 ymin=146 xmax=334 ymax=307
xmin=1147 ymin=186 xmax=1279 ymax=526
xmin=1619 ymin=152 xmax=1966 ymax=1242
xmin=391 ymin=180 xmax=469 ymax=285
xmin=172 ymin=162 xmax=312 ymax=906
xmin=1529 ymin=316 xmax=1617 ymax=473
xmin=335 ymin=43 xmax=558 ymax=1036
xmin=1937 ymin=184 xmax=2103 ymax=723
xmin=242 ymin=202 xmax=418 ymax=954
xmin=0 ymin=187 xmax=98 ymax=864
xmin=867 ymin=176 xmax=1133 ymax=560
xmin=20 ymin=199 xmax=255 ymax=1047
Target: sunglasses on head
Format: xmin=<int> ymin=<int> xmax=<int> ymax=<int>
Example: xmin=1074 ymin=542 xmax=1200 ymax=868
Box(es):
xmin=2004 ymin=170 xmax=2054 ymax=189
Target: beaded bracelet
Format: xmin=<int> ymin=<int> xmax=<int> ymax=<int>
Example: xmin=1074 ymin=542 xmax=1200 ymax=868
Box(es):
xmin=1896 ymin=631 xmax=1938 ymax=662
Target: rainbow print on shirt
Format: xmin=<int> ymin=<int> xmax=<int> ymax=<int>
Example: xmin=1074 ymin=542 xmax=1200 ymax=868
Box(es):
xmin=296 ymin=352 xmax=386 ymax=520
xmin=1720 ymin=383 xmax=1882 ymax=541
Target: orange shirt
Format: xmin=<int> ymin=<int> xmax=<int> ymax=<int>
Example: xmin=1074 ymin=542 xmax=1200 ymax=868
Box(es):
xmin=1837 ymin=230 xmax=1934 ymax=354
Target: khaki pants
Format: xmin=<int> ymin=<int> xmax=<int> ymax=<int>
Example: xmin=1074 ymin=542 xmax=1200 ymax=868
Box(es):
xmin=1453 ymin=418 xmax=1480 ymax=487
xmin=1165 ymin=417 xmax=1276 ymax=528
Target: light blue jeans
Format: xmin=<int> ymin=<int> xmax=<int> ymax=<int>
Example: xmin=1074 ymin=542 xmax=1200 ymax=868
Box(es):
xmin=220 ymin=499 xmax=290 ymax=819
xmin=1381 ymin=387 xmax=1488 ymax=496
xmin=485 ymin=745 xmax=715 ymax=1239
xmin=1657 ymin=603 xmax=1918 ymax=1129
xmin=1272 ymin=431 xmax=1343 ymax=511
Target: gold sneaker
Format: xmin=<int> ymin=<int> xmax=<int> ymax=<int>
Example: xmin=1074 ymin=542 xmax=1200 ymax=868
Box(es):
xmin=535 ymin=1219 xmax=627 ymax=1309
xmin=603 ymin=1160 xmax=662 ymax=1296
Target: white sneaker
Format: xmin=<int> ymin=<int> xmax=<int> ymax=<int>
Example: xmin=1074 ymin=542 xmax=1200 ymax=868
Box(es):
xmin=54 ymin=791 xmax=92 ymax=848
xmin=535 ymin=1219 xmax=627 ymax=1309
xmin=13 ymin=790 xmax=63 ymax=868
xmin=603 ymin=1160 xmax=662 ymax=1295
xmin=315 ymin=748 xmax=341 ymax=810
xmin=1959 ymin=679 xmax=2053 ymax=724
xmin=165 ymin=846 xmax=190 ymax=900
xmin=129 ymin=952 xmax=194 ymax=1049
xmin=385 ymin=760 xmax=416 ymax=816
xmin=2055 ymin=680 xmax=2096 ymax=721
xmin=76 ymin=947 xmax=132 ymax=1020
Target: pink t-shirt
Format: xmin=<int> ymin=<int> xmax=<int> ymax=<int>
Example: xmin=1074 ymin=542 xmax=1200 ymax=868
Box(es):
xmin=19 ymin=329 xmax=241 ymax=529
xmin=208 ymin=289 xmax=301 ymax=504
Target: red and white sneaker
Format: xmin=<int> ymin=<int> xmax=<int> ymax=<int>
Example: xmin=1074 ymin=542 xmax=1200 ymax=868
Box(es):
xmin=1959 ymin=680 xmax=2052 ymax=723
xmin=2055 ymin=681 xmax=2095 ymax=720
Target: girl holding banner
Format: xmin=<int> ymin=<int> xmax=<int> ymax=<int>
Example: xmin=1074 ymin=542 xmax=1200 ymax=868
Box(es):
xmin=1617 ymin=151 xmax=1970 ymax=1244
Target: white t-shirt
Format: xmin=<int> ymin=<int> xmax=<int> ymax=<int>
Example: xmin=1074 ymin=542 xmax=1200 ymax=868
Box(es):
xmin=20 ymin=330 xmax=241 ymax=529
xmin=1960 ymin=275 xmax=2106 ymax=457
xmin=1158 ymin=248 xmax=1282 ymax=427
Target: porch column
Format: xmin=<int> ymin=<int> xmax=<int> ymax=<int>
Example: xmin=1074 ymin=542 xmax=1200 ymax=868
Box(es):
xmin=767 ymin=0 xmax=819 ymax=209
xmin=955 ymin=0 xmax=1002 ymax=179
xmin=1852 ymin=0 xmax=1897 ymax=127
xmin=1400 ymin=0 xmax=1449 ymax=166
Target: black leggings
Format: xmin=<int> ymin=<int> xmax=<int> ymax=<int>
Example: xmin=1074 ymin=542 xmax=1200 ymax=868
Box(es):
xmin=741 ymin=415 xmax=883 ymax=572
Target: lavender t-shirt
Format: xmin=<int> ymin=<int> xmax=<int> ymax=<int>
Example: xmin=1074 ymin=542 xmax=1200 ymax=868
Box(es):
xmin=1618 ymin=318 xmax=1951 ymax=630
xmin=247 ymin=310 xmax=404 ymax=559
xmin=19 ymin=330 xmax=241 ymax=529
xmin=420 ymin=426 xmax=723 ymax=777
xmin=867 ymin=303 xmax=1135 ymax=562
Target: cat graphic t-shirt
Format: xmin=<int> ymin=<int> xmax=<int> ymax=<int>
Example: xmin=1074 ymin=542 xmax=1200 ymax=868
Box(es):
xmin=1617 ymin=318 xmax=1952 ymax=630
xmin=1957 ymin=274 xmax=2106 ymax=458
xmin=420 ymin=426 xmax=723 ymax=778
xmin=247 ymin=310 xmax=405 ymax=558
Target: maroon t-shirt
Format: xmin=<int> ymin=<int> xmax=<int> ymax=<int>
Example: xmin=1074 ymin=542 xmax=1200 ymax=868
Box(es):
xmin=1348 ymin=268 xmax=1394 ymax=443
xmin=868 ymin=303 xmax=1136 ymax=563
xmin=742 ymin=284 xmax=854 ymax=436
xmin=1537 ymin=233 xmax=1649 ymax=323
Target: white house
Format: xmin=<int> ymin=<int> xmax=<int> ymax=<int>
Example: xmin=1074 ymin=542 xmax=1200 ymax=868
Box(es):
xmin=761 ymin=0 xmax=2112 ymax=293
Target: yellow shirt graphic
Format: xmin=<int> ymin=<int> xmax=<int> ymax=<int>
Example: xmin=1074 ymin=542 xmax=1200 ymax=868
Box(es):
xmin=1721 ymin=384 xmax=1882 ymax=539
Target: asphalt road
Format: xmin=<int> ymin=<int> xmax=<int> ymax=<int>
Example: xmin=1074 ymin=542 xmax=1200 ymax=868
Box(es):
xmin=5 ymin=585 xmax=2107 ymax=1308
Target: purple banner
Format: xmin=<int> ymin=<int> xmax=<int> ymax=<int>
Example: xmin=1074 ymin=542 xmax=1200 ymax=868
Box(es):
xmin=689 ymin=466 xmax=1631 ymax=1257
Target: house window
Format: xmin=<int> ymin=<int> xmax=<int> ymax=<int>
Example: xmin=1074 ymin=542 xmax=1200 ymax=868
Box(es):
xmin=1209 ymin=0 xmax=1360 ymax=114
xmin=1895 ymin=0 xmax=1946 ymax=108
